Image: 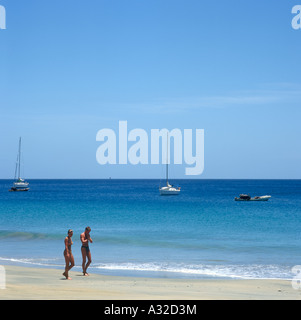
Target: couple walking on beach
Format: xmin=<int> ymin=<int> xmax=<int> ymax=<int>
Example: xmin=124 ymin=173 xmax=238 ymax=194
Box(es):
xmin=63 ymin=226 xmax=93 ymax=280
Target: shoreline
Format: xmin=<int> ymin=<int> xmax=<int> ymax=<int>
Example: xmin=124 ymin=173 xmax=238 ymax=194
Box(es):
xmin=0 ymin=265 xmax=300 ymax=300
xmin=0 ymin=260 xmax=294 ymax=281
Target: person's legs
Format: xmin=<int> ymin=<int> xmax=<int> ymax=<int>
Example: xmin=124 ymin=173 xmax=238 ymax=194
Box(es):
xmin=85 ymin=250 xmax=92 ymax=275
xmin=63 ymin=252 xmax=72 ymax=280
xmin=81 ymin=247 xmax=87 ymax=274
xmin=69 ymin=253 xmax=75 ymax=271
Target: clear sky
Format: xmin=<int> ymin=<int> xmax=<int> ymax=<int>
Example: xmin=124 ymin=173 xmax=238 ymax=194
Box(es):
xmin=0 ymin=0 xmax=301 ymax=179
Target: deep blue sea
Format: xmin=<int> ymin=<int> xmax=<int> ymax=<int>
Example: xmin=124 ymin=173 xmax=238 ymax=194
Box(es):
xmin=0 ymin=179 xmax=301 ymax=280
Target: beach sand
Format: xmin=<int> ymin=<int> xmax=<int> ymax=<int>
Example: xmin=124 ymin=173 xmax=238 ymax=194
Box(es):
xmin=0 ymin=265 xmax=300 ymax=300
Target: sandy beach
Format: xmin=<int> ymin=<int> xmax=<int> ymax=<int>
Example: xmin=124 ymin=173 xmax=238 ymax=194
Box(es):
xmin=0 ymin=265 xmax=300 ymax=300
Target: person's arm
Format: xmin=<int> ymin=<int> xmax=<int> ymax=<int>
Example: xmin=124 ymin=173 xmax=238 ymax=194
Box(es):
xmin=64 ymin=238 xmax=70 ymax=254
xmin=84 ymin=232 xmax=93 ymax=243
xmin=86 ymin=233 xmax=93 ymax=243
xmin=80 ymin=233 xmax=89 ymax=245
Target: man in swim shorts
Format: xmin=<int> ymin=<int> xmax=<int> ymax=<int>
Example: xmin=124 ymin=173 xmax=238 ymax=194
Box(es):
xmin=80 ymin=226 xmax=93 ymax=276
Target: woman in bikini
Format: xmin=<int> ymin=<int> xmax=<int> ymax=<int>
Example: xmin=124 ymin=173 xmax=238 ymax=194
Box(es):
xmin=63 ymin=229 xmax=75 ymax=280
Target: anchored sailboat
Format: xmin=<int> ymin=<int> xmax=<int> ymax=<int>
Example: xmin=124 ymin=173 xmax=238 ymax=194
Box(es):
xmin=9 ymin=138 xmax=29 ymax=192
xmin=159 ymin=134 xmax=181 ymax=196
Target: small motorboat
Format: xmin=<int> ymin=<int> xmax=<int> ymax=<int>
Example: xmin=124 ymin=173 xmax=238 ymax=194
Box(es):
xmin=235 ymin=194 xmax=271 ymax=201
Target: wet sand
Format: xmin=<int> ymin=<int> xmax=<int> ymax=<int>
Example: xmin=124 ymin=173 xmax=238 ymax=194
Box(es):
xmin=0 ymin=265 xmax=300 ymax=300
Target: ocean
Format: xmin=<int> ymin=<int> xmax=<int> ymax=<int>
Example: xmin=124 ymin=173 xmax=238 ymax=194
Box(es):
xmin=0 ymin=179 xmax=300 ymax=280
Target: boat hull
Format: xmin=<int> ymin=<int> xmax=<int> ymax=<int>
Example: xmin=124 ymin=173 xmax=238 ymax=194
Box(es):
xmin=159 ymin=187 xmax=180 ymax=195
xmin=9 ymin=187 xmax=29 ymax=192
xmin=10 ymin=181 xmax=29 ymax=192
xmin=235 ymin=196 xmax=271 ymax=201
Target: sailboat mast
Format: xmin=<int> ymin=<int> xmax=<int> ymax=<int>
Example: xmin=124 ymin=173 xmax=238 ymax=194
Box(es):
xmin=18 ymin=137 xmax=21 ymax=179
xmin=166 ymin=133 xmax=168 ymax=185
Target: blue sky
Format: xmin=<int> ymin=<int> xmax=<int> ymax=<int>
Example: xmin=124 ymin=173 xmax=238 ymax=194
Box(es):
xmin=0 ymin=0 xmax=301 ymax=179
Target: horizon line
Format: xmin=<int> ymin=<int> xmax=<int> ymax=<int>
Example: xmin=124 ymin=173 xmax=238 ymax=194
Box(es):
xmin=1 ymin=178 xmax=301 ymax=181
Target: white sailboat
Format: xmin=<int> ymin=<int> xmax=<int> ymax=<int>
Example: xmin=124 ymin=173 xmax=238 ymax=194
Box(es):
xmin=9 ymin=137 xmax=30 ymax=192
xmin=159 ymin=134 xmax=181 ymax=196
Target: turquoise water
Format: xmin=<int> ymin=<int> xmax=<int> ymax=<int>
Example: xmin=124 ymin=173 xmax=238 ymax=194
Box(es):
xmin=0 ymin=179 xmax=300 ymax=279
